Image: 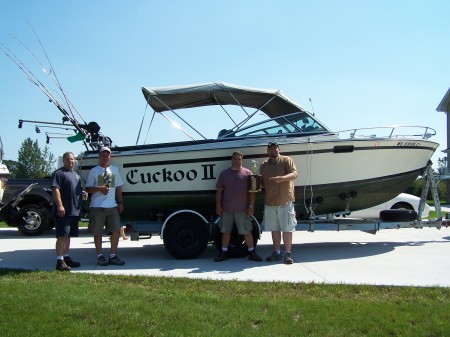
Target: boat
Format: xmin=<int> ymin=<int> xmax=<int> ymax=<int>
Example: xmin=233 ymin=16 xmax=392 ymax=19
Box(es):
xmin=75 ymin=82 xmax=439 ymax=221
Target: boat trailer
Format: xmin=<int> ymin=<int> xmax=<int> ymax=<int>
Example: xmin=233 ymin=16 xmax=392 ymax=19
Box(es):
xmin=122 ymin=165 xmax=448 ymax=259
xmin=295 ymin=165 xmax=449 ymax=233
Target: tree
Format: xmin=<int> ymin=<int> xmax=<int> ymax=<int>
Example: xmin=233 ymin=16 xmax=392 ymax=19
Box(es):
xmin=14 ymin=138 xmax=56 ymax=178
xmin=405 ymin=176 xmax=447 ymax=202
xmin=2 ymin=160 xmax=19 ymax=178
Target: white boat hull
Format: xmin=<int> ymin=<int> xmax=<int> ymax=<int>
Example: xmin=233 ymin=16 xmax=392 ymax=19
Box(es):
xmin=78 ymin=136 xmax=438 ymax=220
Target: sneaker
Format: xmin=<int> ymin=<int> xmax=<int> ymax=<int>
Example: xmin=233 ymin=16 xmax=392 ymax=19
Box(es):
xmin=214 ymin=251 xmax=229 ymax=262
xmin=97 ymin=255 xmax=108 ymax=266
xmin=56 ymin=259 xmax=71 ymax=271
xmin=108 ymin=255 xmax=125 ymax=266
xmin=266 ymin=251 xmax=283 ymax=262
xmin=248 ymin=250 xmax=263 ymax=262
xmin=64 ymin=256 xmax=80 ymax=268
xmin=284 ymin=252 xmax=294 ymax=265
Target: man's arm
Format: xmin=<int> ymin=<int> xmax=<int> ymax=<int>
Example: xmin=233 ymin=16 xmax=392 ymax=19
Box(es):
xmin=269 ymin=158 xmax=298 ymax=183
xmin=51 ymin=186 xmax=65 ymax=218
xmin=216 ymin=188 xmax=223 ymax=215
xmin=115 ymin=186 xmax=124 ymax=214
xmin=246 ymin=191 xmax=255 ymax=216
xmin=268 ymin=171 xmax=297 ymax=184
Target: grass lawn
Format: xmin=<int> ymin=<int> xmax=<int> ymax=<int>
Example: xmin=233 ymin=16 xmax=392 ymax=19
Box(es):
xmin=0 ymin=269 xmax=449 ymax=337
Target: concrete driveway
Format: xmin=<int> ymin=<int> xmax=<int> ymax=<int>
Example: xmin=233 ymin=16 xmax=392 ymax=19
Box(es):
xmin=0 ymin=226 xmax=449 ymax=287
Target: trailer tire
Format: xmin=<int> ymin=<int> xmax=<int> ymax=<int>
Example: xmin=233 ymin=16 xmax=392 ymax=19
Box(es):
xmin=17 ymin=203 xmax=50 ymax=236
xmin=213 ymin=220 xmax=260 ymax=258
xmin=163 ymin=215 xmax=208 ymax=259
xmin=380 ymin=209 xmax=417 ymax=222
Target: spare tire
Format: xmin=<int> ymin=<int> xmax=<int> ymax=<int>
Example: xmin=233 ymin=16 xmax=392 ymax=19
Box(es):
xmin=380 ymin=209 xmax=417 ymax=222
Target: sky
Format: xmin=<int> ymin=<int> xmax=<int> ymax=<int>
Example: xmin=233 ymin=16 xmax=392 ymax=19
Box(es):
xmin=1 ymin=0 xmax=449 ymax=169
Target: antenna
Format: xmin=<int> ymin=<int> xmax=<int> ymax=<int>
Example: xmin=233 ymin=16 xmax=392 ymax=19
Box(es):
xmin=309 ymin=98 xmax=315 ymax=116
xmin=0 ymin=136 xmax=4 ymax=161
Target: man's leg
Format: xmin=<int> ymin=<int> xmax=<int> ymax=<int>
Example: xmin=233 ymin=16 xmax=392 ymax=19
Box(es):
xmin=271 ymin=231 xmax=282 ymax=251
xmin=283 ymin=231 xmax=293 ymax=253
xmin=62 ymin=220 xmax=80 ymax=268
xmin=110 ymin=231 xmax=120 ymax=254
xmin=64 ymin=236 xmax=71 ymax=255
xmin=215 ymin=213 xmax=234 ymax=262
xmin=266 ymin=231 xmax=283 ymax=261
xmin=107 ymin=208 xmax=122 ymax=255
xmin=221 ymin=232 xmax=231 ymax=248
xmin=245 ymin=232 xmax=262 ymax=261
xmin=56 ymin=236 xmax=69 ymax=256
xmin=283 ymin=231 xmax=294 ymax=264
xmin=106 ymin=208 xmax=125 ymax=265
xmin=94 ymin=235 xmax=103 ymax=255
xmin=55 ymin=218 xmax=71 ymax=271
xmin=243 ymin=232 xmax=254 ymax=250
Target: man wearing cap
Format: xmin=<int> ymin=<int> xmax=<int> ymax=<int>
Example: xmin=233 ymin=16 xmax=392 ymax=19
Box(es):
xmin=259 ymin=141 xmax=298 ymax=264
xmin=86 ymin=146 xmax=125 ymax=266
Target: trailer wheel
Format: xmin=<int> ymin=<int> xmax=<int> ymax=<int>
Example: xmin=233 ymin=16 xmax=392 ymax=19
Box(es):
xmin=380 ymin=209 xmax=418 ymax=222
xmin=213 ymin=220 xmax=260 ymax=258
xmin=163 ymin=215 xmax=208 ymax=259
xmin=17 ymin=204 xmax=50 ymax=236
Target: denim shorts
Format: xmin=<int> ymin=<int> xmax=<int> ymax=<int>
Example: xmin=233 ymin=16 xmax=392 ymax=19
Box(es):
xmin=54 ymin=216 xmax=79 ymax=237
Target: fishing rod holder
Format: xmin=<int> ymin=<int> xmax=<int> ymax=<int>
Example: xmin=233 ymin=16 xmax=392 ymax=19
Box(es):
xmin=18 ymin=119 xmax=73 ymax=129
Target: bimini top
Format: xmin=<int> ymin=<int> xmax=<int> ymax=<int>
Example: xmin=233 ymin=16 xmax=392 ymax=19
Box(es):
xmin=141 ymin=82 xmax=308 ymax=118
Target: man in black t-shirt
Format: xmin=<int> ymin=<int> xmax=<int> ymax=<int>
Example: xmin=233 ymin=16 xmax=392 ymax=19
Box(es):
xmin=51 ymin=152 xmax=85 ymax=271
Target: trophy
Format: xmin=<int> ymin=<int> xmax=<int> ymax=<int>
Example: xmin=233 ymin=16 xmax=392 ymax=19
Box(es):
xmin=248 ymin=160 xmax=261 ymax=192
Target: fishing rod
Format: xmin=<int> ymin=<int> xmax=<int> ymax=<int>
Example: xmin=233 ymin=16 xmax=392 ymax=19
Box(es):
xmin=10 ymin=33 xmax=75 ymax=122
xmin=2 ymin=25 xmax=112 ymax=152
xmin=0 ymin=137 xmax=4 ymax=161
xmin=45 ymin=134 xmax=73 ymax=144
xmin=1 ymin=44 xmax=80 ymax=129
xmin=1 ymin=43 xmax=94 ymax=150
xmin=1 ymin=43 xmax=65 ymax=110
xmin=18 ymin=119 xmax=74 ymax=128
xmin=26 ymin=21 xmax=83 ymax=124
xmin=45 ymin=132 xmax=73 ymax=136
xmin=34 ymin=125 xmax=76 ymax=133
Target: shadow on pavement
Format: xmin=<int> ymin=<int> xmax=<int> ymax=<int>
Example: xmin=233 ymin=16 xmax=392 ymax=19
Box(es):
xmin=1 ymin=228 xmax=449 ymax=277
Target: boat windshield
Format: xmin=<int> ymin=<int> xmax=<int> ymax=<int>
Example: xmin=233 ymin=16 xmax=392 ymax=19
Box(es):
xmin=227 ymin=112 xmax=328 ymax=138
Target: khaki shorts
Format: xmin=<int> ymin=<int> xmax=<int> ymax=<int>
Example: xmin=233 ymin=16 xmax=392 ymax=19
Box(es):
xmin=263 ymin=201 xmax=296 ymax=232
xmin=88 ymin=207 xmax=121 ymax=236
xmin=220 ymin=212 xmax=253 ymax=235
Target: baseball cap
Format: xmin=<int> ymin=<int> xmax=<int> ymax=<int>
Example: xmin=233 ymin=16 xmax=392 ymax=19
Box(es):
xmin=99 ymin=146 xmax=111 ymax=153
xmin=267 ymin=141 xmax=279 ymax=148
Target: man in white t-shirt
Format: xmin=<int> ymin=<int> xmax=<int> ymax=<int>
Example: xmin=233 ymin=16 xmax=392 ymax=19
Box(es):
xmin=86 ymin=146 xmax=125 ymax=266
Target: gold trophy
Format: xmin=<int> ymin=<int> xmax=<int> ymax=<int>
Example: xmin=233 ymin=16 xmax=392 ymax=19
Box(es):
xmin=248 ymin=160 xmax=261 ymax=192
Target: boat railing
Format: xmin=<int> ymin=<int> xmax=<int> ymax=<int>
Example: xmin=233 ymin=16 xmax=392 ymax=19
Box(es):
xmin=336 ymin=125 xmax=436 ymax=140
